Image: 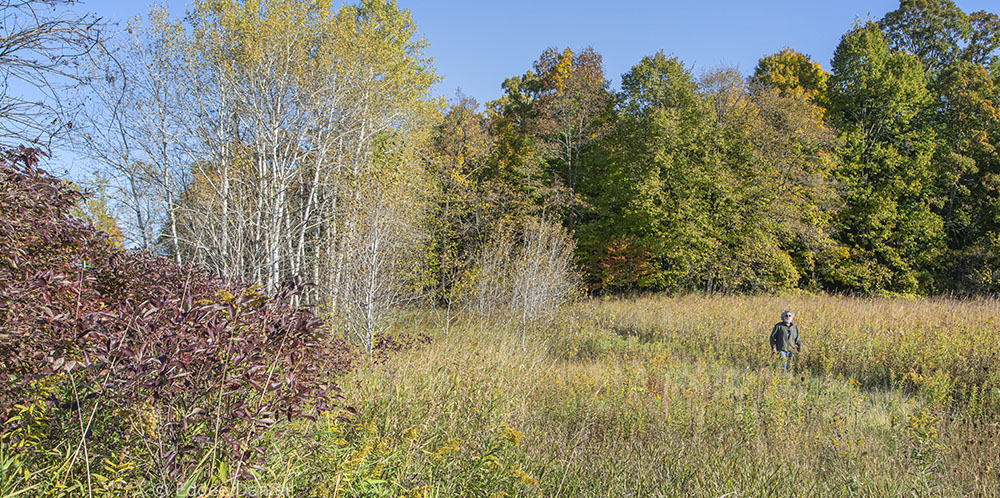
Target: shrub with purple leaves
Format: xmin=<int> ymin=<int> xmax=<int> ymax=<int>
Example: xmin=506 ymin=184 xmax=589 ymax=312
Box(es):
xmin=0 ymin=148 xmax=354 ymax=487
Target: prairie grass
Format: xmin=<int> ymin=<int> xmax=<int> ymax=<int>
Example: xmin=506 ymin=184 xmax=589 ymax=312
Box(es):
xmin=293 ymin=294 xmax=1000 ymax=496
xmin=587 ymin=294 xmax=1000 ymax=410
xmin=6 ymin=294 xmax=1000 ymax=496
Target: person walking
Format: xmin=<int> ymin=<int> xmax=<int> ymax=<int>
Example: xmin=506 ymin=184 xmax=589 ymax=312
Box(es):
xmin=770 ymin=310 xmax=801 ymax=371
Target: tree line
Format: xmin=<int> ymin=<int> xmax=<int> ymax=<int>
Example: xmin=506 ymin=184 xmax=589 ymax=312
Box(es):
xmin=68 ymin=0 xmax=579 ymax=348
xmin=423 ymin=0 xmax=1000 ymax=297
xmin=7 ymin=0 xmax=1000 ymax=315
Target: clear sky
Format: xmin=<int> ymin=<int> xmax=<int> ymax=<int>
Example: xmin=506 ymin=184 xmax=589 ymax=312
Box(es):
xmin=77 ymin=0 xmax=999 ymax=106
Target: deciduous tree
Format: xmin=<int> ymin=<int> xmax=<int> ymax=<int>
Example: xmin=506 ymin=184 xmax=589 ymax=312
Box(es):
xmin=827 ymin=21 xmax=943 ymax=293
xmin=751 ymin=47 xmax=828 ymax=103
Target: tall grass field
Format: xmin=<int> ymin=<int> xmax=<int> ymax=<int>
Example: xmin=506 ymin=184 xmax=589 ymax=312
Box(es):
xmin=5 ymin=294 xmax=1000 ymax=497
xmin=298 ymin=294 xmax=1000 ymax=496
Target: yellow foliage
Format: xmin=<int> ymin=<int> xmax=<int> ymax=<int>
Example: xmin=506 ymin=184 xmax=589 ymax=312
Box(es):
xmin=502 ymin=422 xmax=523 ymax=447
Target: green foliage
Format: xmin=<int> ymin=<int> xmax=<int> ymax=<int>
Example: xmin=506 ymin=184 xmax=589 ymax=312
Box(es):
xmin=485 ymin=72 xmax=571 ymax=220
xmin=873 ymin=2 xmax=1000 ymax=293
xmin=582 ymin=53 xmax=710 ymax=292
xmin=420 ymin=95 xmax=497 ymax=307
xmin=576 ymin=53 xmax=837 ymax=294
xmin=934 ymin=59 xmax=1000 ymax=292
xmin=406 ymin=2 xmax=1000 ymax=298
xmin=880 ymin=0 xmax=973 ymax=74
xmin=827 ymin=21 xmax=944 ymax=294
xmin=486 ymin=46 xmax=613 ymax=228
xmin=965 ymin=10 xmax=1000 ymax=65
xmin=530 ymin=47 xmax=615 ymax=205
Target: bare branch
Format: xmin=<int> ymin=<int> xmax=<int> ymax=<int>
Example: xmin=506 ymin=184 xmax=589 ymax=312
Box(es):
xmin=0 ymin=0 xmax=108 ymax=148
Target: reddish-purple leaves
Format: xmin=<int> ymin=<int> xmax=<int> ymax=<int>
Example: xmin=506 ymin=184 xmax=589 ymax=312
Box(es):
xmin=0 ymin=148 xmax=355 ymax=481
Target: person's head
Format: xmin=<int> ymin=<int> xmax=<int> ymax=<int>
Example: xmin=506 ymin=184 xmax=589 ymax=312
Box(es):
xmin=782 ymin=310 xmax=794 ymax=324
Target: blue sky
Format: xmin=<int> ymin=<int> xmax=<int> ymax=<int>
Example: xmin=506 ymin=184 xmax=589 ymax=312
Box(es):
xmin=395 ymin=0 xmax=1000 ymax=106
xmin=77 ymin=0 xmax=998 ymax=106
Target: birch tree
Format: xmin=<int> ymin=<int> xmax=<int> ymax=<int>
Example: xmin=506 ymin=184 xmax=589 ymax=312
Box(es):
xmin=76 ymin=7 xmax=187 ymax=253
xmin=83 ymin=0 xmax=438 ymax=349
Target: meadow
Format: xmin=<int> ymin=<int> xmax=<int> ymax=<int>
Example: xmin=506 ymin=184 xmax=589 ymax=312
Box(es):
xmin=262 ymin=294 xmax=1000 ymax=497
xmin=5 ymin=294 xmax=1000 ymax=497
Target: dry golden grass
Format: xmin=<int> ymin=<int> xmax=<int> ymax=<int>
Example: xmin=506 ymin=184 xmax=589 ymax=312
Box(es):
xmin=9 ymin=294 xmax=998 ymax=496
xmin=319 ymin=294 xmax=1000 ymax=496
xmin=588 ymin=294 xmax=1000 ymax=407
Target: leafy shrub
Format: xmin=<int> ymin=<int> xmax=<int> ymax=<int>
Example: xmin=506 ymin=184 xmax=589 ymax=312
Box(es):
xmin=0 ymin=148 xmax=354 ymax=491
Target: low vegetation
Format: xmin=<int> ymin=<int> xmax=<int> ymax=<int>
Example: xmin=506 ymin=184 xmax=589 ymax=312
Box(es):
xmin=314 ymin=297 xmax=1000 ymax=496
xmin=10 ymin=293 xmax=1000 ymax=496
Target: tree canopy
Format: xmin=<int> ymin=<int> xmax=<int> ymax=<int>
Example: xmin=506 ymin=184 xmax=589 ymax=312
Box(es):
xmin=5 ymin=0 xmax=998 ymax=297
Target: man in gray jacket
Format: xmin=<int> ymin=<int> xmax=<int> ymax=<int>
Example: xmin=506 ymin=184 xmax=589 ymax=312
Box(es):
xmin=770 ymin=310 xmax=801 ymax=371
